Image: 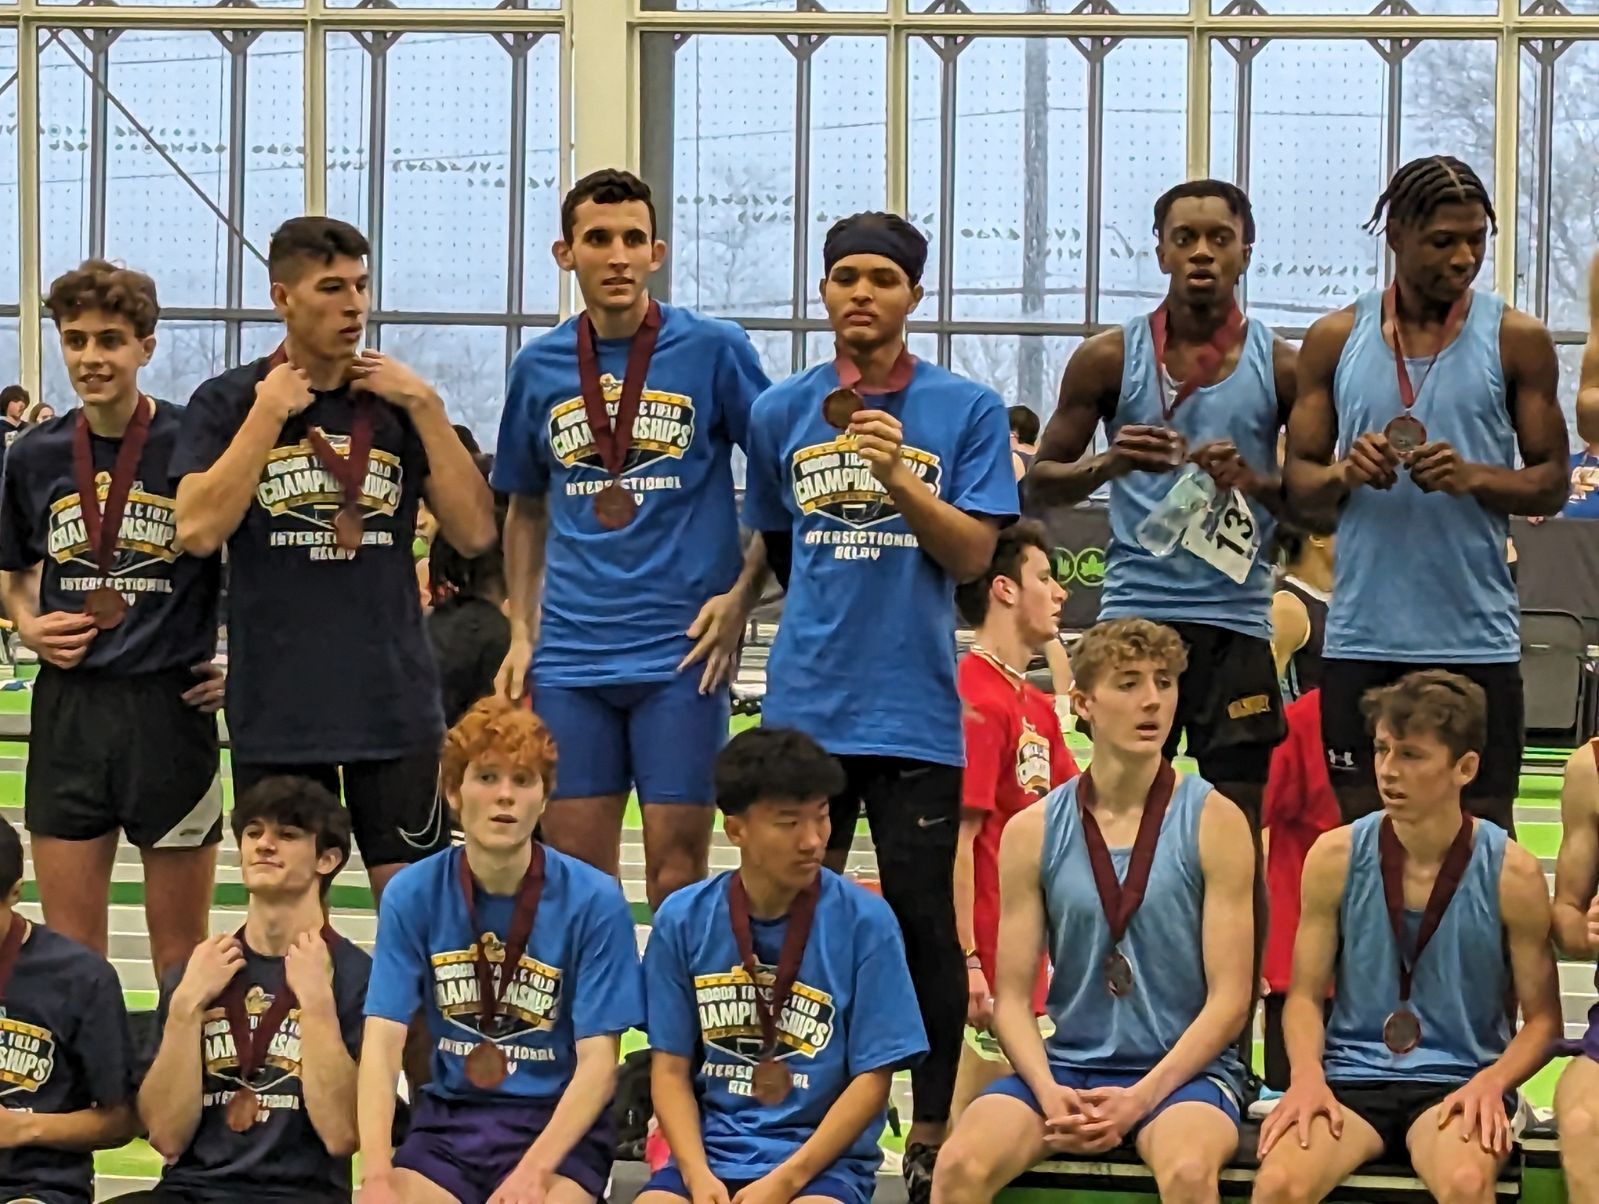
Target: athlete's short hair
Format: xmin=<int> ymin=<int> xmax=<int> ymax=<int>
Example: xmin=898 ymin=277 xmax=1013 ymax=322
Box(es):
xmin=0 ymin=386 xmax=29 ymax=413
xmin=1361 ymin=669 xmax=1487 ymax=762
xmin=268 ymin=216 xmax=370 ymax=284
xmin=715 ymin=728 xmax=845 ymax=817
xmin=45 ymin=260 xmax=160 ymax=339
xmin=1071 ymin=618 xmax=1189 ymax=693
xmin=232 ymin=776 xmax=353 ymax=895
xmin=561 ymin=169 xmax=657 ymax=244
xmin=1008 ymin=405 xmax=1041 ymax=445
xmin=0 ymin=821 xmax=21 ymax=897
xmin=1153 ymin=179 xmax=1256 ymax=247
xmin=442 ymin=696 xmax=559 ymax=800
xmin=956 ymin=520 xmax=1053 ymax=627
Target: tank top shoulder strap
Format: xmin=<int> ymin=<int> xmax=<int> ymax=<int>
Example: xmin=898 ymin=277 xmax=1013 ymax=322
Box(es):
xmin=1041 ymin=778 xmax=1082 ymax=883
xmin=1119 ymin=313 xmax=1156 ymax=406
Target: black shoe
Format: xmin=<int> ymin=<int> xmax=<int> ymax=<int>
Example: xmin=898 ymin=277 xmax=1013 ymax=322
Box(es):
xmin=902 ymin=1142 xmax=937 ymax=1204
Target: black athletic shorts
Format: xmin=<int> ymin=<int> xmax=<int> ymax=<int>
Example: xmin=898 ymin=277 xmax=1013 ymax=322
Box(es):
xmin=1327 ymin=1078 xmax=1511 ymax=1158
xmin=26 ymin=665 xmax=221 ymax=849
xmin=232 ymin=747 xmax=448 ymax=869
xmin=1163 ymin=621 xmax=1286 ymax=801
xmin=1320 ymin=659 xmax=1523 ymax=831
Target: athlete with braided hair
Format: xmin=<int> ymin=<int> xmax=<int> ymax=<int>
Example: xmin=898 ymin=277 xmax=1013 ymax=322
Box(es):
xmin=1285 ymin=155 xmax=1568 ymax=834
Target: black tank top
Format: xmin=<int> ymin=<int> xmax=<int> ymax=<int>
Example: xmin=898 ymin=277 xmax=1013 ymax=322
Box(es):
xmin=1277 ymin=575 xmax=1327 ymax=702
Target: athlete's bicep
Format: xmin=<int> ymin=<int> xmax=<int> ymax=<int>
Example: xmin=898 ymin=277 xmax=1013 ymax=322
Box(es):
xmin=1555 ymin=748 xmax=1599 ymax=912
xmin=1286 ymin=831 xmax=1349 ymax=1001
xmin=1501 ymin=844 xmax=1562 ymax=1027
xmin=1287 ymin=315 xmax=1351 ymax=468
xmin=1272 ymin=337 xmax=1300 ymax=432
xmin=1036 ymin=332 xmax=1121 ymax=465
xmin=1197 ymin=793 xmax=1256 ymax=1000
xmin=993 ymin=809 xmax=1047 ymax=1002
xmin=1503 ymin=312 xmax=1568 ymax=470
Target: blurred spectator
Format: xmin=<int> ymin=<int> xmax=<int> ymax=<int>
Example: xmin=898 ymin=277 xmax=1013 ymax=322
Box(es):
xmin=427 ymin=493 xmax=510 ymax=728
xmin=1008 ymin=404 xmax=1040 ymax=480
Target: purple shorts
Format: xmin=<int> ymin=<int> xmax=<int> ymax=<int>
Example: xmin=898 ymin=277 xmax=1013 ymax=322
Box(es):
xmin=394 ymin=1092 xmax=615 ymax=1204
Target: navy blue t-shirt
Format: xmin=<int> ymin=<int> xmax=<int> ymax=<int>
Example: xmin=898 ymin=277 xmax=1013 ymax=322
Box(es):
xmin=155 ymin=931 xmax=372 ymax=1203
xmin=0 ymin=400 xmax=220 ymax=675
xmin=171 ymin=357 xmax=442 ymax=762
xmin=0 ymin=924 xmax=136 ymax=1204
xmin=491 ymin=304 xmax=770 ymax=686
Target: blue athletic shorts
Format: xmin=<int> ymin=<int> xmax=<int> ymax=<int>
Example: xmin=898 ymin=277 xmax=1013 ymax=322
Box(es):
xmin=982 ymin=1065 xmax=1241 ymax=1137
xmin=535 ymin=673 xmax=729 ymax=804
xmin=643 ymin=1163 xmax=872 ymax=1204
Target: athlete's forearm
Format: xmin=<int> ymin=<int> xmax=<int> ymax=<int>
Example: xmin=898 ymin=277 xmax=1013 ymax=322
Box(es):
xmin=1025 ymin=452 xmax=1121 ymax=509
xmin=174 ymin=405 xmax=285 ymax=557
xmin=730 ymin=532 xmax=771 ymax=610
xmin=775 ymin=1070 xmax=892 ymax=1189
xmin=954 ymin=818 xmax=982 ymax=956
xmin=991 ymin=990 xmax=1054 ymax=1102
xmin=1553 ymin=901 xmax=1594 ymax=960
xmin=1280 ymin=990 xmax=1331 ymax=1088
xmin=1136 ymin=985 xmax=1250 ymax=1110
xmin=413 ymin=396 xmax=495 ymax=555
xmin=138 ymin=1006 xmax=208 ymax=1160
xmin=5 ymin=1101 xmax=137 ymax=1152
xmin=1478 ymin=1008 xmax=1561 ymax=1094
xmin=1283 ymin=457 xmax=1350 ymax=534
xmin=354 ymin=1018 xmax=407 ymax=1172
xmin=296 ymin=998 xmax=359 ymax=1158
xmin=1242 ymin=469 xmax=1287 ymax=518
xmin=0 ymin=568 xmax=41 ymax=629
xmin=1464 ymin=461 xmax=1569 ymax=517
xmin=502 ymin=494 xmax=548 ymax=645
xmin=651 ymin=1055 xmax=716 ymax=1188
xmin=882 ymin=465 xmax=999 ymax=583
xmin=521 ymin=1037 xmax=619 ymax=1176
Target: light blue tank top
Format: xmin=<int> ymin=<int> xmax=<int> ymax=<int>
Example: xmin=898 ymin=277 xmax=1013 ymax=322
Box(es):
xmin=1100 ymin=315 xmax=1280 ymax=640
xmin=1039 ymin=771 xmax=1246 ymax=1100
xmin=1324 ymin=813 xmax=1510 ymax=1084
xmin=1326 ymin=290 xmax=1518 ymax=662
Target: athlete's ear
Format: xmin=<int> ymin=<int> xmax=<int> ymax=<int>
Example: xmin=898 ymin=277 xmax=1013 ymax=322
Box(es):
xmin=4 ymin=880 xmax=19 ymax=909
xmin=909 ymin=283 xmax=925 ymax=315
xmin=650 ymin=240 xmax=668 ymax=274
xmin=552 ymin=240 xmax=577 ymax=274
xmin=723 ymin=812 xmax=747 ymax=852
xmin=444 ymin=786 xmax=464 ymax=822
xmin=1455 ymin=749 xmax=1481 ymax=789
xmin=1154 ymin=240 xmax=1172 ymax=276
xmin=991 ymin=573 xmax=1020 ymax=609
xmin=139 ymin=335 xmax=157 ymax=367
xmin=315 ymin=846 xmax=343 ymax=879
xmin=268 ymin=280 xmax=290 ymax=319
xmin=1240 ymin=241 xmax=1254 ymax=274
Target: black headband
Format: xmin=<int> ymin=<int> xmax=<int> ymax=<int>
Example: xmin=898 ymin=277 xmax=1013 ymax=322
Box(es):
xmin=823 ymin=213 xmax=928 ymax=285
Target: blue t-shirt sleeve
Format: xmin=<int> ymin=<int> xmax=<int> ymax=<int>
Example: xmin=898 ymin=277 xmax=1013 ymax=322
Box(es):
xmin=170 ymin=381 xmax=243 ymax=480
xmin=714 ymin=326 xmax=773 ymax=452
xmin=0 ymin=443 xmax=39 ymax=571
xmin=642 ymin=903 xmax=700 ymax=1058
xmin=491 ymin=350 xmax=551 ymax=498
xmin=740 ymin=395 xmax=790 ymax=533
xmin=363 ymin=872 xmax=432 ymax=1024
xmin=950 ymin=390 xmax=1021 ymax=520
xmin=846 ymin=902 xmax=929 ymax=1076
xmin=570 ymin=878 xmax=646 ymax=1040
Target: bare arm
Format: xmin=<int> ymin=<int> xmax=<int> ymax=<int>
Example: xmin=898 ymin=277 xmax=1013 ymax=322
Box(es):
xmin=1044 ymin=639 xmax=1073 ymax=695
xmin=879 ymin=463 xmax=1002 ymax=583
xmin=1284 ymin=310 xmax=1358 ymax=533
xmin=1269 ymin=591 xmax=1311 ymax=681
xmin=651 ymin=1051 xmax=717 ymax=1190
xmin=513 ymin=1035 xmax=620 ymax=1180
xmin=990 ymin=807 xmax=1054 ymax=1099
xmin=414 ymin=401 xmax=496 ymax=556
xmin=1578 ymin=252 xmax=1599 ymax=446
xmin=0 ymin=1101 xmax=137 ymax=1153
xmin=955 ymin=813 xmax=984 ymax=958
xmin=1455 ymin=310 xmax=1568 ymax=517
xmin=137 ymin=1002 xmax=208 ymax=1160
xmin=0 ymin=567 xmax=39 ymax=631
xmin=1026 ymin=331 xmax=1125 ymax=508
xmin=296 ymin=996 xmax=359 ymax=1158
xmin=1480 ymin=843 xmax=1561 ymax=1091
xmin=494 ymin=492 xmax=548 ymax=702
xmin=768 ymin=1069 xmax=895 ymax=1190
xmin=1282 ymin=830 xmax=1350 ymax=1086
xmin=354 ymin=1017 xmax=406 ymax=1180
xmin=1554 ymin=745 xmax=1599 ymax=958
xmin=1132 ymin=791 xmax=1255 ymax=1108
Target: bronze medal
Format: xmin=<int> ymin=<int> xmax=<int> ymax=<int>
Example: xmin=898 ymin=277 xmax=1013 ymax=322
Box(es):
xmin=332 ymin=504 xmax=365 ymax=552
xmin=1382 ymin=1008 xmax=1422 ymax=1056
xmin=751 ymin=1058 xmax=793 ymax=1106
xmin=1103 ymin=950 xmax=1134 ymax=998
xmin=822 ymin=388 xmax=863 ymax=431
xmin=593 ymin=482 xmax=638 ymax=531
xmin=225 ymin=1087 xmax=260 ymax=1133
xmin=1384 ymin=414 xmax=1427 ymax=457
xmin=83 ymin=586 xmax=127 ymax=631
xmin=464 ymin=1040 xmax=509 ymax=1090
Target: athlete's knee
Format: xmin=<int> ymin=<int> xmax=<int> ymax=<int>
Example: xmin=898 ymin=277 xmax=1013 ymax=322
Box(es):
xmin=931 ymin=1134 xmax=1004 ymax=1204
xmin=1251 ymin=1162 xmax=1315 ymax=1204
xmin=1151 ymin=1151 xmax=1221 ymax=1204
xmin=1432 ymin=1160 xmax=1495 ymax=1204
xmin=645 ymin=856 xmax=704 ymax=908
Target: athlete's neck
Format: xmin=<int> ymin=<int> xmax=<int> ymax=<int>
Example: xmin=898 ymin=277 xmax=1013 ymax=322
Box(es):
xmin=586 ymin=292 xmax=652 ymax=341
xmin=1164 ymin=294 xmax=1235 ymax=342
xmin=244 ymin=891 xmax=326 ymax=957
xmin=82 ymin=391 xmax=144 ymax=438
xmin=1086 ymin=745 xmax=1164 ymax=816
xmin=1288 ymin=554 xmax=1334 ymax=594
xmin=842 ymin=337 xmax=908 ymax=390
xmin=283 ymin=334 xmax=352 ymax=393
xmin=739 ymin=865 xmax=806 ymax=921
xmin=1388 ymin=802 xmax=1469 ymax=865
xmin=973 ymin=621 xmax=1034 ymax=684
xmin=1392 ymin=278 xmax=1464 ymax=328
xmin=466 ymin=840 xmax=534 ymax=896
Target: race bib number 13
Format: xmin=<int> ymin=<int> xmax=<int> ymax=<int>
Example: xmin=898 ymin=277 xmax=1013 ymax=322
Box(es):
xmin=1180 ymin=488 xmax=1258 ymax=584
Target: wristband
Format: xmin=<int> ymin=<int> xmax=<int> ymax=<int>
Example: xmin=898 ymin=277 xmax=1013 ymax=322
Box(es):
xmin=965 ymin=955 xmax=984 ymax=971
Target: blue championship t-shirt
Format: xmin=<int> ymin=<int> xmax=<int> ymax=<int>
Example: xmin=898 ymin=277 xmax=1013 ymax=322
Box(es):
xmin=171 ymin=358 xmax=442 ymax=762
xmin=0 ymin=401 xmax=220 ymax=675
xmin=742 ymin=360 xmax=1018 ymax=764
xmin=365 ymin=845 xmax=645 ymax=1102
xmin=154 ymin=932 xmax=371 ymax=1203
xmin=0 ymin=925 xmax=136 ymax=1204
xmin=492 ymin=304 xmax=771 ymax=687
xmin=644 ymin=871 xmax=927 ymax=1190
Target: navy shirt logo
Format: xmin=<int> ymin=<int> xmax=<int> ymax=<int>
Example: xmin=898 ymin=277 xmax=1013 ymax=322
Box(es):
xmin=789 ymin=437 xmax=943 ymax=532
xmin=46 ymin=475 xmax=180 ymax=602
xmin=255 ymin=438 xmax=405 ymax=559
xmin=0 ymin=1014 xmax=58 ymax=1097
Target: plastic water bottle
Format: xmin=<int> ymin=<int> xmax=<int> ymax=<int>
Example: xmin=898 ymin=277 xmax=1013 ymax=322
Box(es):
xmin=1136 ymin=465 xmax=1217 ymax=557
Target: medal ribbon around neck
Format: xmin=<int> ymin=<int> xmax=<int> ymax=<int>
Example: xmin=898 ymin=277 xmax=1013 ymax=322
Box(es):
xmin=1149 ymin=303 xmax=1246 ymax=421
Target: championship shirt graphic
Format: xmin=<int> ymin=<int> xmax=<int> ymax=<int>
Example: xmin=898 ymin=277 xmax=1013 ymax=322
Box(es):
xmin=429 ymin=936 xmax=564 ymax=1066
xmin=547 ymin=380 xmax=694 ymax=500
xmin=790 ymin=436 xmax=943 ymax=556
xmin=693 ymin=963 xmax=836 ymax=1098
xmin=47 ymin=472 xmax=180 ymax=601
xmin=256 ymin=437 xmax=403 ymax=559
xmin=200 ymin=988 xmax=306 ymax=1120
xmin=1015 ymin=720 xmax=1051 ymax=795
xmin=0 ymin=1011 xmax=58 ymax=1103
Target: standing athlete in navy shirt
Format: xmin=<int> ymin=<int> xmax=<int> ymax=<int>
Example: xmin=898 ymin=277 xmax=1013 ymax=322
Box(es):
xmin=0 ymin=261 xmax=223 ymax=982
xmin=171 ymin=217 xmax=496 ymax=901
xmin=492 ymin=170 xmax=771 ymax=911
xmin=643 ymin=728 xmax=927 ymax=1204
xmin=359 ymin=698 xmax=645 ymax=1204
xmin=742 ymin=211 xmax=1018 ymax=1200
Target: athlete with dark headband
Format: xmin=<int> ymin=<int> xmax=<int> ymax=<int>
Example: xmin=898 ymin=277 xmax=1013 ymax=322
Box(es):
xmin=935 ymin=619 xmax=1255 ymax=1204
xmin=1286 ymin=155 xmax=1568 ymax=834
xmin=1252 ymin=672 xmax=1559 ymax=1204
xmin=0 ymin=260 xmax=224 ymax=982
xmin=743 ymin=211 xmax=1019 ymax=1203
xmin=492 ymin=169 xmax=771 ymax=911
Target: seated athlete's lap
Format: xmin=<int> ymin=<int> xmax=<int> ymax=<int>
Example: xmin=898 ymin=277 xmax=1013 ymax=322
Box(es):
xmin=392 ymin=1093 xmax=613 ymax=1204
xmin=1327 ymin=1079 xmax=1514 ymax=1159
xmin=641 ymin=1164 xmax=872 ymax=1204
xmin=982 ymin=1066 xmax=1242 ymax=1137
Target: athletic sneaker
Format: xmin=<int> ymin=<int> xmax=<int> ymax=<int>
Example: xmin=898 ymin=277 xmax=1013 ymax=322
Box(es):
xmin=903 ymin=1142 xmax=937 ymax=1204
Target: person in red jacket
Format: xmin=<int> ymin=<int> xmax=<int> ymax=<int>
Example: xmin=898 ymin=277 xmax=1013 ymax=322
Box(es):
xmin=1259 ymin=687 xmax=1341 ymax=1091
xmin=952 ymin=520 xmax=1079 ymax=1118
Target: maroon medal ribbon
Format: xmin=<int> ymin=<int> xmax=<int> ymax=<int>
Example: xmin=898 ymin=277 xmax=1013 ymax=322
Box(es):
xmin=1077 ymin=761 xmax=1177 ymax=996
xmin=302 ymin=412 xmax=374 ymax=515
xmin=728 ymin=872 xmax=819 ymax=1101
xmin=0 ymin=912 xmax=28 ymax=1001
xmin=220 ymin=924 xmax=341 ymax=1132
xmin=458 ymin=845 xmax=547 ymax=1044
xmin=823 ymin=346 xmax=917 ymax=430
xmin=1377 ymin=815 xmax=1475 ymax=1016
xmin=72 ymin=396 xmax=154 ymax=612
xmin=576 ymin=301 xmax=663 ymax=480
xmin=1149 ymin=303 xmax=1247 ymax=421
xmin=1383 ymin=285 xmax=1469 ymax=415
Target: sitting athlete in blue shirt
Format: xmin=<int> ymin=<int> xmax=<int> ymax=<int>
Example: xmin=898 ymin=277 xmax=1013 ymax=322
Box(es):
xmin=1252 ymin=672 xmax=1561 ymax=1204
xmin=641 ymin=727 xmax=928 ymax=1204
xmin=935 ymin=619 xmax=1256 ymax=1204
xmin=358 ymin=697 xmax=645 ymax=1204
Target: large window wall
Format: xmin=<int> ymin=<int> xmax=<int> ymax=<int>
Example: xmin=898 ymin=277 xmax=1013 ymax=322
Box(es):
xmin=3 ymin=0 xmax=1599 ymax=442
